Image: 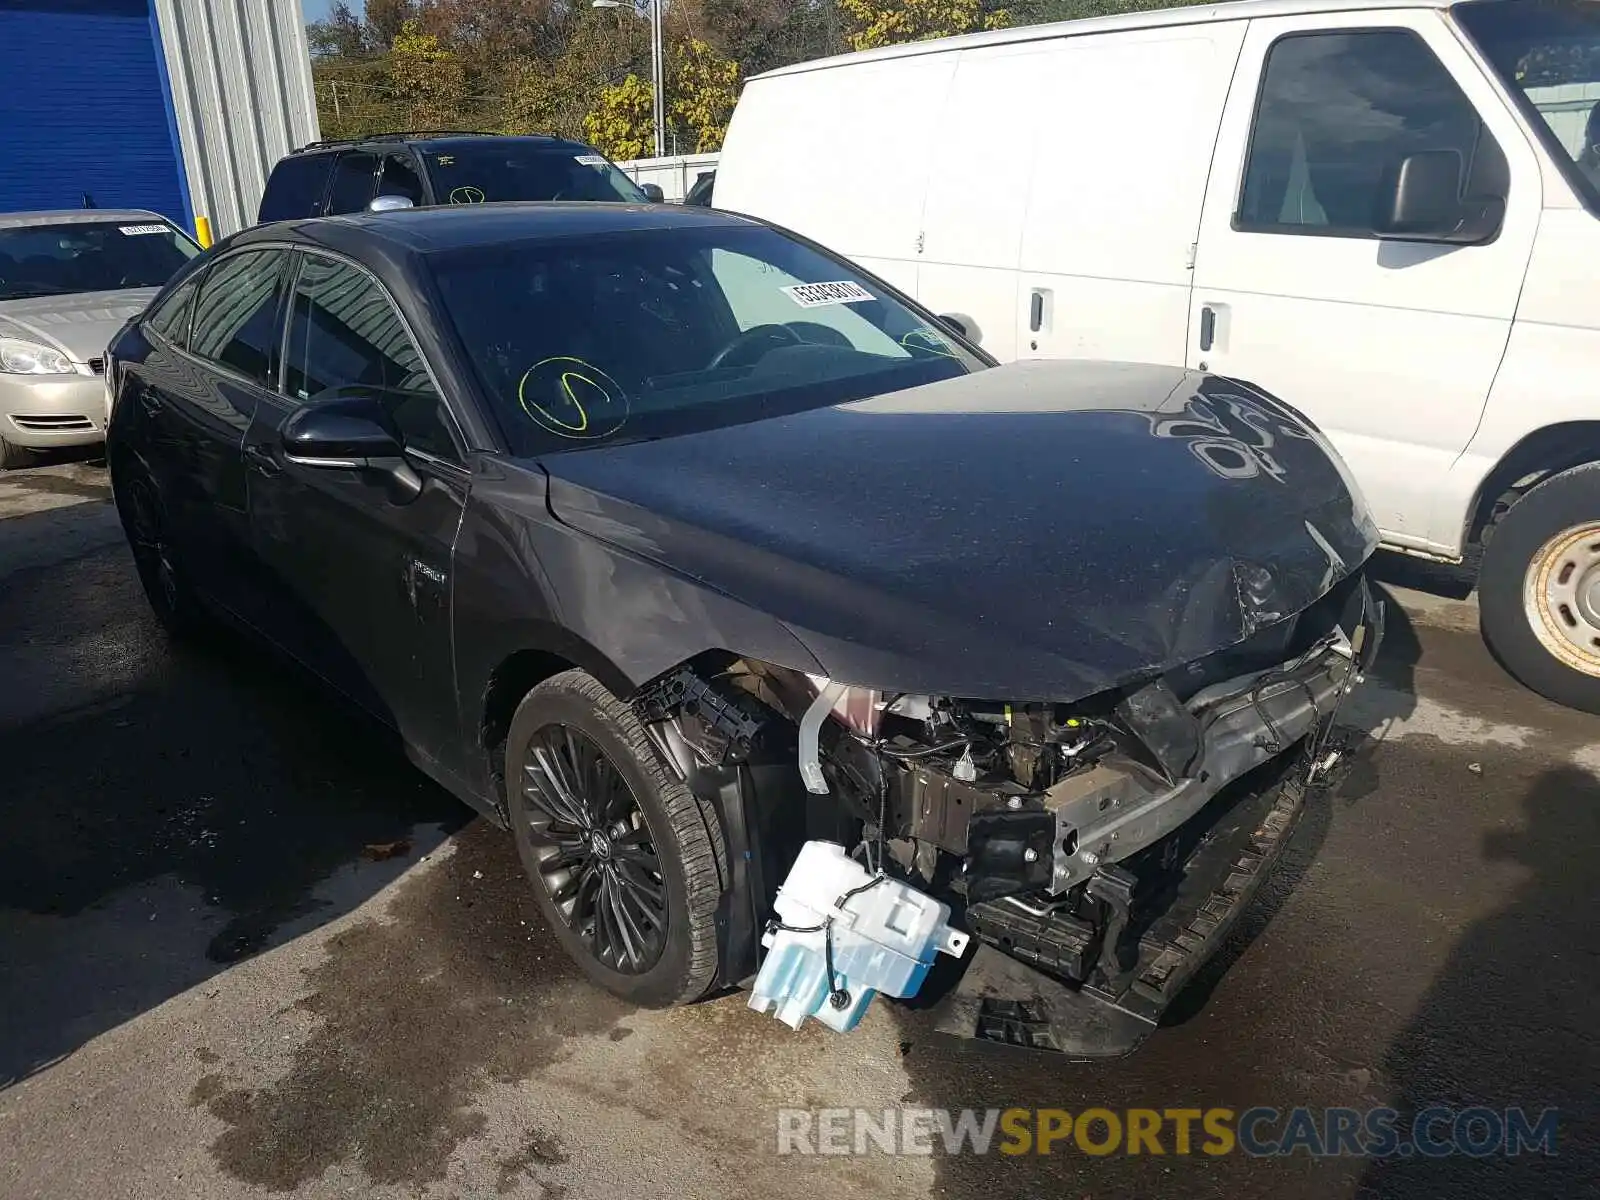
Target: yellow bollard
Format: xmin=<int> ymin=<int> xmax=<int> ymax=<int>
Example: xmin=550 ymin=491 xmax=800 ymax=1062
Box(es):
xmin=195 ymin=215 xmax=213 ymax=249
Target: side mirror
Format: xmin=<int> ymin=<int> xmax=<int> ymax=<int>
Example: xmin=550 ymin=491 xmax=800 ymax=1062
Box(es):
xmin=641 ymin=183 xmax=665 ymax=203
xmin=1375 ymin=150 xmax=1503 ymax=245
xmin=936 ymin=313 xmax=971 ymax=340
xmin=368 ymin=194 xmax=415 ymax=213
xmin=281 ymin=397 xmax=422 ymax=502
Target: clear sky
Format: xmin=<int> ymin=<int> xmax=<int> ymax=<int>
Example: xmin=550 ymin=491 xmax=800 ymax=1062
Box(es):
xmin=301 ymin=0 xmax=361 ymax=22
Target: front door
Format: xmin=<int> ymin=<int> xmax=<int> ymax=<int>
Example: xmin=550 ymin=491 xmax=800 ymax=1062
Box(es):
xmin=243 ymin=251 xmax=469 ymax=768
xmin=1188 ymin=12 xmax=1541 ymax=551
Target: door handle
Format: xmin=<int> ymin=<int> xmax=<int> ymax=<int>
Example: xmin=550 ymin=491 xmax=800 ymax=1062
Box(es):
xmin=1029 ymin=291 xmax=1045 ymax=333
xmin=242 ymin=443 xmax=282 ymax=477
xmin=1199 ymin=305 xmax=1217 ymax=353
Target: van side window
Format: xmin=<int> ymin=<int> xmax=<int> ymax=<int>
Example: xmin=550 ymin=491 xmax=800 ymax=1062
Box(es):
xmin=1237 ymin=30 xmax=1504 ymax=236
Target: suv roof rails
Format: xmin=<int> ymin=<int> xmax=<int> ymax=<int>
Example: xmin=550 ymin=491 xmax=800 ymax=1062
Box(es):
xmin=292 ymin=130 xmax=555 ymax=154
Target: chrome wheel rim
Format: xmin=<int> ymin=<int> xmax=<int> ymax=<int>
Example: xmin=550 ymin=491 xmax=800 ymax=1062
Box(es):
xmin=520 ymin=724 xmax=668 ymax=974
xmin=1523 ymin=521 xmax=1600 ymax=677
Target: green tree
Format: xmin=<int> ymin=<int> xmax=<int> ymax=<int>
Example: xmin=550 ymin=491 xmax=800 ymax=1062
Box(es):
xmin=837 ymin=0 xmax=1009 ymax=51
xmin=1007 ymin=0 xmax=1211 ymax=26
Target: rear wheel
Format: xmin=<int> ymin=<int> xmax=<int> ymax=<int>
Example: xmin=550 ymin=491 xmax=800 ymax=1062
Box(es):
xmin=505 ymin=669 xmax=724 ymax=1006
xmin=111 ymin=458 xmax=210 ymax=640
xmin=1480 ymin=462 xmax=1600 ymax=713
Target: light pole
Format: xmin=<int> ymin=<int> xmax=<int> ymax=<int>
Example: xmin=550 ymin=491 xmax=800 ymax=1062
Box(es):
xmin=592 ymin=0 xmax=665 ymax=159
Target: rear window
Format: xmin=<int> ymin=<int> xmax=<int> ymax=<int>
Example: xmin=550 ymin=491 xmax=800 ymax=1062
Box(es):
xmin=0 ymin=220 xmax=200 ymax=301
xmin=259 ymin=153 xmax=337 ymax=222
xmin=422 ymin=144 xmax=647 ymax=205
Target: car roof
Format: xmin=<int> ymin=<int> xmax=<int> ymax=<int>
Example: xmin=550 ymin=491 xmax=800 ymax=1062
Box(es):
xmin=247 ymin=202 xmax=758 ymax=258
xmin=0 ymin=208 xmax=174 ymax=230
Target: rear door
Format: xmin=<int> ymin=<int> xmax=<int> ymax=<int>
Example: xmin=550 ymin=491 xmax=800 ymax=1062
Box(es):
xmin=243 ymin=251 xmax=469 ymax=766
xmin=133 ymin=247 xmax=290 ymax=618
xmin=1187 ymin=12 xmax=1540 ymax=548
xmin=1013 ymin=22 xmax=1247 ymax=366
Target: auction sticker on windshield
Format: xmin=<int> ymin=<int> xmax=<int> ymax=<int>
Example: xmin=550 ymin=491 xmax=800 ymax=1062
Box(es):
xmin=574 ymin=154 xmax=608 ymax=166
xmin=118 ymin=224 xmax=169 ymax=236
xmin=783 ymin=281 xmax=875 ymax=308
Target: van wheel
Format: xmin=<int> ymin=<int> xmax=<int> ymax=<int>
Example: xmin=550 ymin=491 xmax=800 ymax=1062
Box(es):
xmin=1480 ymin=462 xmax=1600 ymax=713
xmin=505 ymin=669 xmax=724 ymax=1006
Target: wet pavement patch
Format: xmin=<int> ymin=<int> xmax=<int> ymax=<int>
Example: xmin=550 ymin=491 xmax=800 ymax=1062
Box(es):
xmin=195 ymin=821 xmax=632 ymax=1191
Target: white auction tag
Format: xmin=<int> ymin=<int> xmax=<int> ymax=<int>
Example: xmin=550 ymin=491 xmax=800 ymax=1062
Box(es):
xmin=118 ymin=224 xmax=168 ymax=236
xmin=574 ymin=155 xmax=608 ymax=166
xmin=781 ymin=280 xmax=875 ymax=308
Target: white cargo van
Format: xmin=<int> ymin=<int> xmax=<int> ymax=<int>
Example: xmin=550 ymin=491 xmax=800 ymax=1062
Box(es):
xmin=716 ymin=0 xmax=1600 ymax=712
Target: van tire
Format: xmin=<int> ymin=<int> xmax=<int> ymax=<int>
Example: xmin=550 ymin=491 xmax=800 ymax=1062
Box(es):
xmin=1479 ymin=462 xmax=1600 ymax=714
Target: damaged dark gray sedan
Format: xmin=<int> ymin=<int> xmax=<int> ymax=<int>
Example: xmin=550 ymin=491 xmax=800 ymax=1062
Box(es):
xmin=105 ymin=203 xmax=1382 ymax=1058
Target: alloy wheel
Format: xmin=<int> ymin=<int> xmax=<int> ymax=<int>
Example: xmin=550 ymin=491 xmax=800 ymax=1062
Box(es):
xmin=520 ymin=724 xmax=669 ymax=974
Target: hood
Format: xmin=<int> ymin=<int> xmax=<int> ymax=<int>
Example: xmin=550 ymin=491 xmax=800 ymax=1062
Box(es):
xmin=540 ymin=360 xmax=1380 ymax=701
xmin=0 ymin=288 xmax=158 ymax=362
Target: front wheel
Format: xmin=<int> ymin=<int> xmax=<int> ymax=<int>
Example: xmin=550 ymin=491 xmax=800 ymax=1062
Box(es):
xmin=505 ymin=669 xmax=725 ymax=1006
xmin=1480 ymin=462 xmax=1600 ymax=713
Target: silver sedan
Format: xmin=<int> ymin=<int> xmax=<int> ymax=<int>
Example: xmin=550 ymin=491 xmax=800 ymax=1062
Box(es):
xmin=0 ymin=209 xmax=201 ymax=468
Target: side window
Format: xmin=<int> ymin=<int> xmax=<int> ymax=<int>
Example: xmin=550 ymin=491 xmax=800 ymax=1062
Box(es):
xmin=284 ymin=255 xmax=459 ymax=461
xmin=188 ymin=250 xmax=287 ymax=385
xmin=145 ymin=275 xmax=200 ymax=348
xmin=326 ymin=152 xmax=380 ymax=216
xmin=376 ymin=153 xmax=425 ymax=204
xmin=1238 ymin=30 xmax=1502 ymax=235
xmin=259 ymin=154 xmax=337 ymax=221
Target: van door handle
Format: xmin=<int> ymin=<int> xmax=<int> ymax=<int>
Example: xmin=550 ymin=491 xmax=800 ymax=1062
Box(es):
xmin=1199 ymin=306 xmax=1217 ymax=353
xmin=1029 ymin=291 xmax=1044 ymax=333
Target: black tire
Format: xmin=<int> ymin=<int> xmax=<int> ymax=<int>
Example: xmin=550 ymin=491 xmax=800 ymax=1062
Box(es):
xmin=1479 ymin=462 xmax=1600 ymax=713
xmin=0 ymin=434 xmax=35 ymax=471
xmin=110 ymin=456 xmax=212 ymax=641
xmin=505 ymin=669 xmax=724 ymax=1006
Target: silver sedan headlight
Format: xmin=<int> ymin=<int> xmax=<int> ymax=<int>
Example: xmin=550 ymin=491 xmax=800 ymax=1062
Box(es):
xmin=0 ymin=337 xmax=75 ymax=375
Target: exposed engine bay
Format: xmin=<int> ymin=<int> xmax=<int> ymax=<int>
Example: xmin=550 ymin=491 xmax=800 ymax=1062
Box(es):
xmin=633 ymin=571 xmax=1383 ymax=1050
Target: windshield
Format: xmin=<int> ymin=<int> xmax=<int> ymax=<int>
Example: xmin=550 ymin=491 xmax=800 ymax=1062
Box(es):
xmin=422 ymin=144 xmax=648 ymax=205
xmin=1457 ymin=0 xmax=1600 ymax=206
xmin=431 ymin=224 xmax=983 ymax=456
xmin=0 ymin=219 xmax=200 ymax=302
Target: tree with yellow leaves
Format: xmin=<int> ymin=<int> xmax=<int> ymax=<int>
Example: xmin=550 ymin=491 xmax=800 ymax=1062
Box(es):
xmin=584 ymin=74 xmax=656 ymax=161
xmin=388 ymin=19 xmax=468 ymax=129
xmin=837 ymin=0 xmax=1009 ymax=52
xmin=671 ymin=38 xmax=741 ymax=153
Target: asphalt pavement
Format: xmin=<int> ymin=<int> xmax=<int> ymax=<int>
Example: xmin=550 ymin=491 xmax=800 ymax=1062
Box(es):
xmin=1 ymin=461 xmax=1595 ymax=1199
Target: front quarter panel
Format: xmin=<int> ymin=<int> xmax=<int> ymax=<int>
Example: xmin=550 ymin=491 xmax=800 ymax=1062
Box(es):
xmin=452 ymin=456 xmax=825 ymax=795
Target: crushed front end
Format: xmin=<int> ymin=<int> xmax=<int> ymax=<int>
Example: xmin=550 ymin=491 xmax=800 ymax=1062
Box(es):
xmin=635 ymin=571 xmax=1383 ymax=1057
